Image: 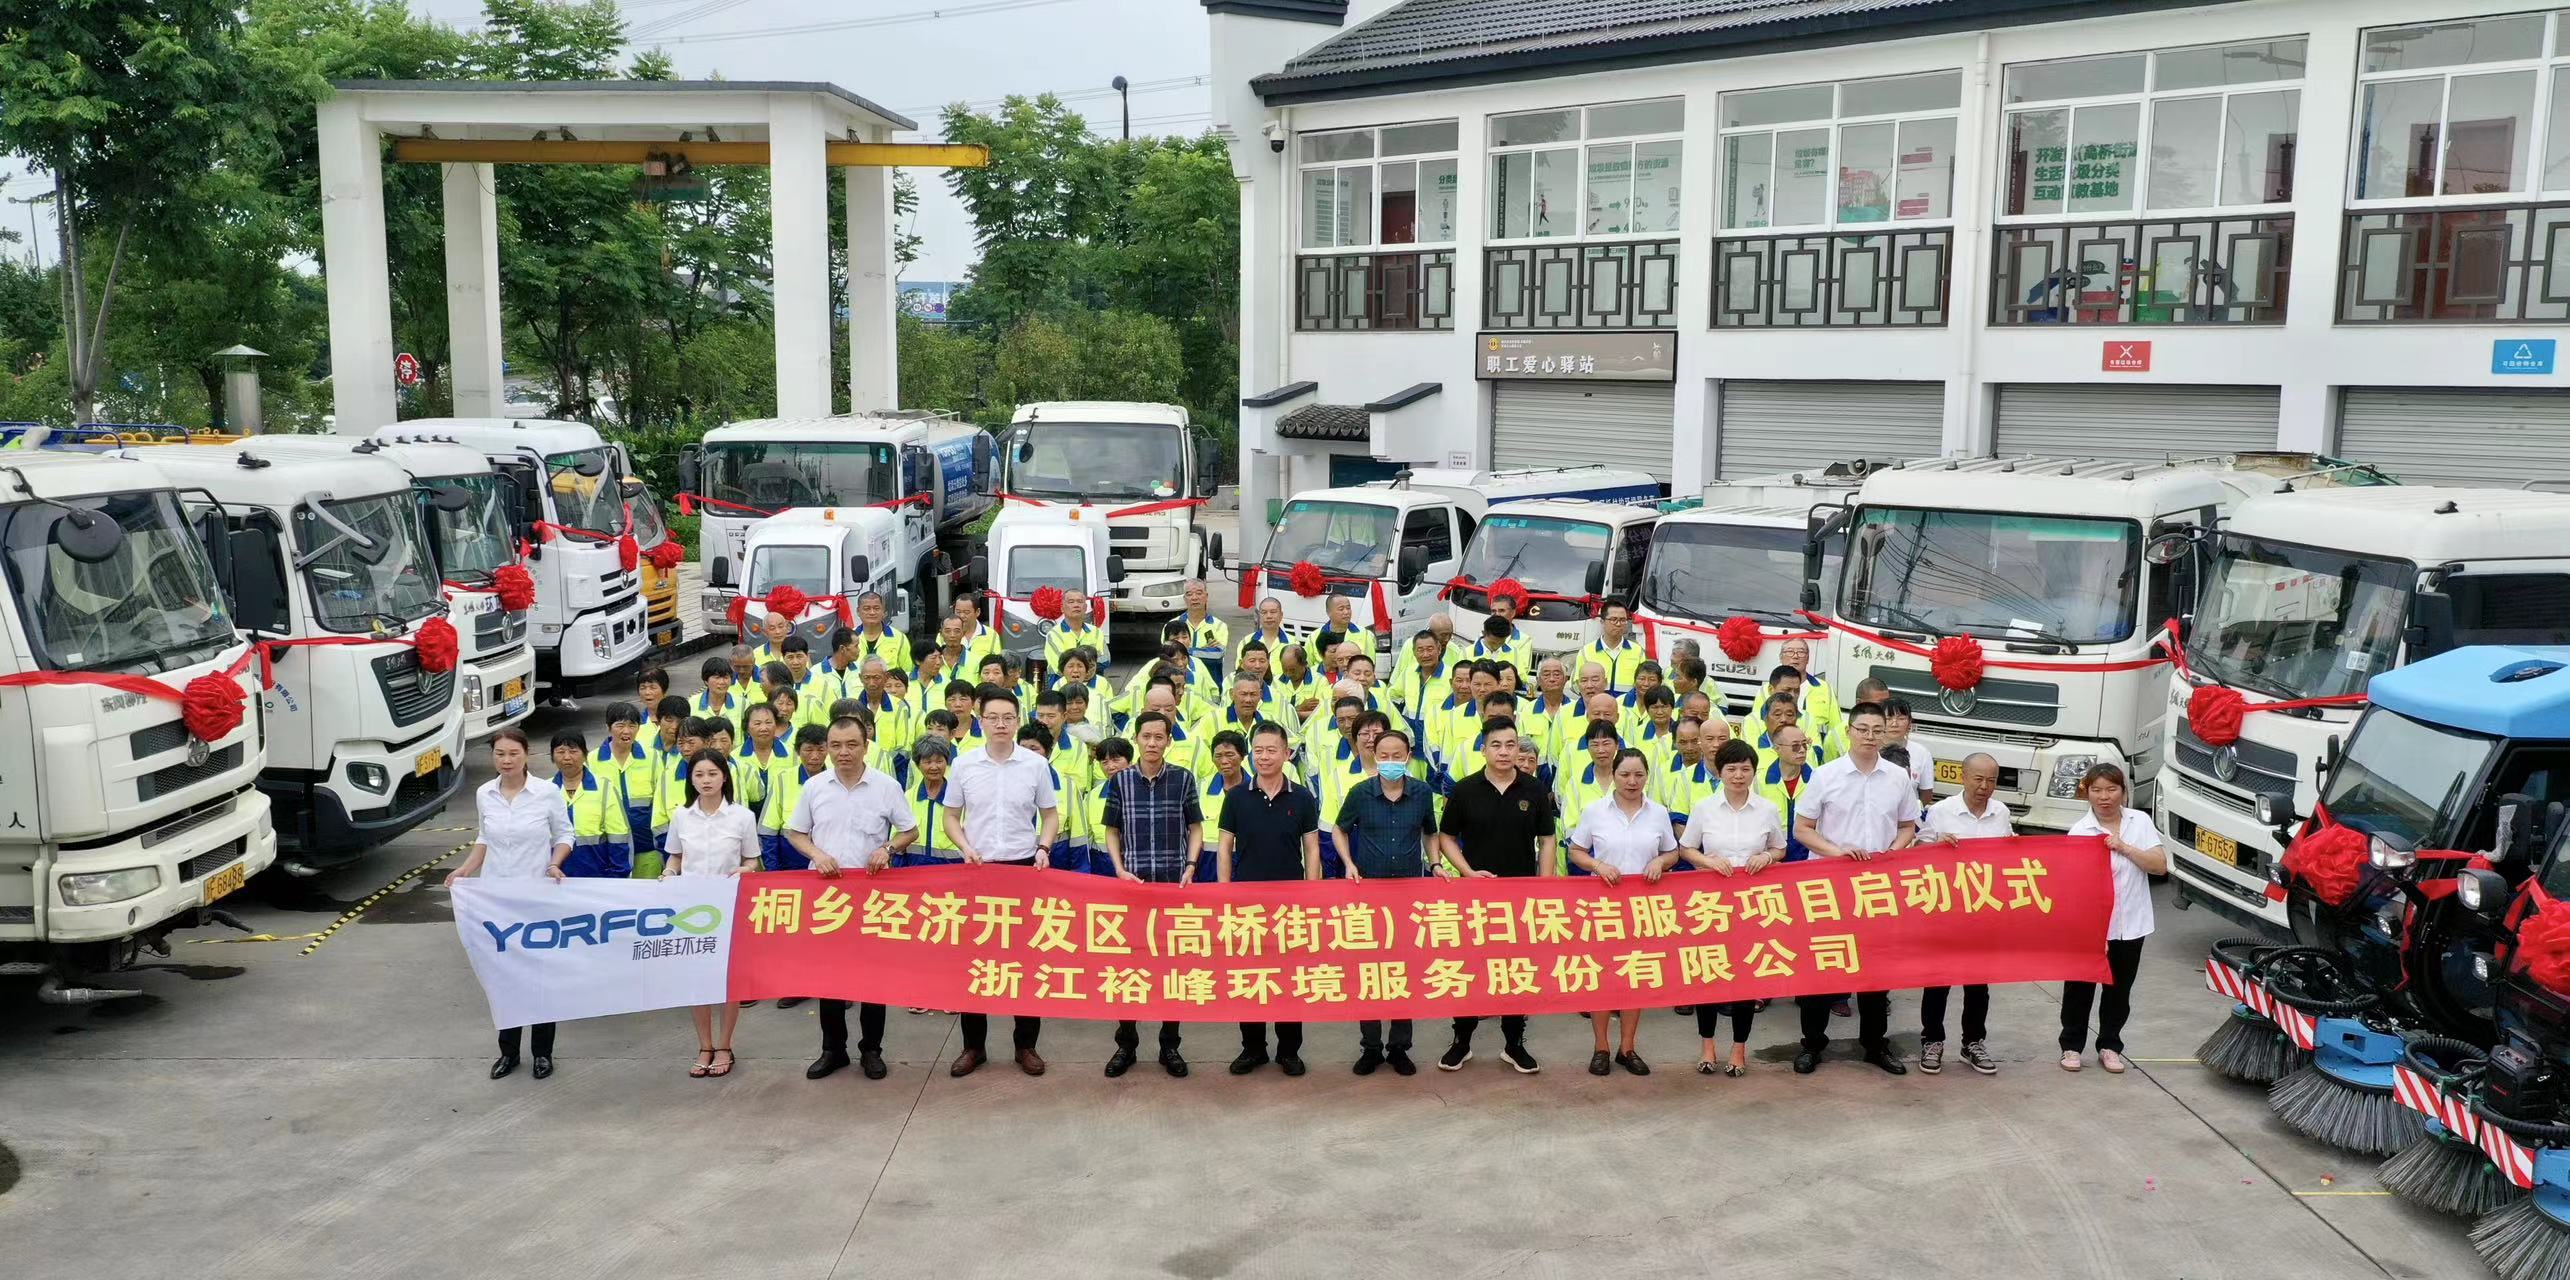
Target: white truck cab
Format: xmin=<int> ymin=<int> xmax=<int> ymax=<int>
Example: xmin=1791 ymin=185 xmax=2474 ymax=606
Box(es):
xmin=730 ymin=507 xmax=906 ymax=652
xmin=1446 ymin=498 xmax=1663 ymax=656
xmin=231 ymin=437 xmax=536 ymax=740
xmin=999 ymin=401 xmax=1215 ymax=641
xmin=975 ymin=505 xmax=1126 ymax=665
xmin=1256 ymin=466 xmax=1657 ymax=653
xmin=0 ymin=453 xmax=275 ymax=1001
xmin=126 ymin=443 xmax=467 ymax=869
xmin=1807 ymin=454 xmax=2310 ymax=831
xmin=2162 ymin=484 xmax=2570 ymax=930
xmin=372 ymin=419 xmax=651 ymax=693
xmin=1637 ymin=505 xmax=1839 ymax=714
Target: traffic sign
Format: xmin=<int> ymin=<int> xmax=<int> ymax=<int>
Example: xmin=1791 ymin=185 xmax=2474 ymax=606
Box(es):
xmin=394 ymin=352 xmax=423 ymax=388
xmin=2492 ymin=339 xmax=2556 ymax=376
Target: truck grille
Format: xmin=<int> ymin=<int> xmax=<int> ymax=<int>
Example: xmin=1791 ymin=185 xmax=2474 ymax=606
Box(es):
xmin=1872 ymin=665 xmax=2060 ymax=728
xmin=177 ymin=838 xmax=247 ymax=883
xmin=372 ymin=650 xmax=456 ymax=728
xmin=0 ymin=905 xmax=30 ymax=924
xmin=138 ymin=745 xmax=245 ymax=801
xmin=1109 ymin=526 xmax=1151 ymax=544
xmin=130 ymin=720 xmax=190 ymax=759
xmin=2178 ymin=772 xmax=2258 ymax=816
xmin=474 ymin=608 xmax=528 ymax=651
xmin=2172 ymin=717 xmax=2297 ymax=806
xmin=600 ymin=569 xmax=637 ymax=598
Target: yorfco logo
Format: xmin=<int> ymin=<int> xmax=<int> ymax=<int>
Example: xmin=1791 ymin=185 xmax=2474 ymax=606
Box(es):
xmin=481 ymin=904 xmax=723 ymax=952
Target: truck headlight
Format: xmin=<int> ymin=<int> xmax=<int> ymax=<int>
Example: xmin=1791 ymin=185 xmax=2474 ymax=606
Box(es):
xmin=60 ymin=866 xmax=161 ymax=906
xmin=2047 ymin=755 xmax=2098 ymax=799
xmin=2460 ymin=872 xmax=2488 ymax=911
xmin=461 ymin=673 xmax=486 ymax=713
xmin=2368 ymin=836 xmax=2415 ymax=871
xmin=349 ymin=762 xmax=390 ymax=794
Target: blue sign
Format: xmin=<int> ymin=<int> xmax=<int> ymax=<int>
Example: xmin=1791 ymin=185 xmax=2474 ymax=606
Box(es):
xmin=2493 ymin=339 xmax=2557 ymax=375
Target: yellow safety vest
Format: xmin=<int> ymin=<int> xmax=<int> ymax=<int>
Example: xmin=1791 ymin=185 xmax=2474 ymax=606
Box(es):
xmin=1579 ymin=633 xmax=1650 ymax=694
xmin=909 ymin=778 xmax=962 ymax=856
xmin=550 ymin=770 xmax=632 ymax=857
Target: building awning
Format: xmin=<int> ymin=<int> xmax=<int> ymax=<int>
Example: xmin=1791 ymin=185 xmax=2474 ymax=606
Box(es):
xmin=1274 ymin=403 xmax=1371 ymax=441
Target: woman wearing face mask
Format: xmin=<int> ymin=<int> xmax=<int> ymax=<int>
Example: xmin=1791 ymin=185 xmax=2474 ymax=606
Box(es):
xmin=1566 ymin=748 xmax=1677 ymax=1078
xmin=445 ymin=728 xmax=571 ymax=1081
xmin=662 ymin=749 xmax=760 ymax=1078
xmin=2058 ymin=762 xmax=2167 ymax=1074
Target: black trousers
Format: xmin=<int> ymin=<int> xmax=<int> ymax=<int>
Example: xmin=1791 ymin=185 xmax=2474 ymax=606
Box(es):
xmin=1451 ymin=1014 xmax=1526 ymax=1047
xmin=497 ymin=1023 xmax=554 ymax=1058
xmin=1798 ymin=991 xmax=1889 ymax=1053
xmin=1115 ymin=1020 xmax=1184 ymax=1052
xmin=961 ymin=858 xmax=1043 ymax=1054
xmin=819 ymin=1000 xmax=887 ymax=1055
xmin=1695 ymin=1002 xmax=1755 ymax=1041
xmin=1240 ymin=1022 xmax=1303 ymax=1056
xmin=1358 ymin=1020 xmax=1412 ymax=1052
xmin=2061 ymin=937 xmax=2146 ymax=1053
xmin=1919 ymin=985 xmax=1989 ymax=1044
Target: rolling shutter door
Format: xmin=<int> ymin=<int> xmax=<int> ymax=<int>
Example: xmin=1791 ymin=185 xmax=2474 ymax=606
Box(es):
xmin=1992 ymin=384 xmax=2279 ymax=460
xmin=1490 ymin=381 xmax=1675 ymax=482
xmin=2338 ymin=388 xmax=2570 ymax=488
xmin=1716 ymin=380 xmax=1944 ymax=478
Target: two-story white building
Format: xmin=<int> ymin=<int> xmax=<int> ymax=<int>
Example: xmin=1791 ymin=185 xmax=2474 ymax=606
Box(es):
xmin=1209 ymin=0 xmax=2570 ymax=529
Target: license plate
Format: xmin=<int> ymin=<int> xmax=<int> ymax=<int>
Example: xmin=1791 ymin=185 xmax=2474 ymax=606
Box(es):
xmin=501 ymin=677 xmax=525 ymax=700
xmin=415 ymin=746 xmax=445 ymax=778
xmin=2196 ymin=828 xmax=2241 ymax=867
xmin=1933 ymin=759 xmax=1963 ymax=786
xmin=202 ymin=861 xmax=247 ymax=905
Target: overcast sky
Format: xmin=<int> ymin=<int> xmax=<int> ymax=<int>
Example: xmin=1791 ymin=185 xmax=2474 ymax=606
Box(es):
xmin=2 ymin=0 xmax=1216 ymax=285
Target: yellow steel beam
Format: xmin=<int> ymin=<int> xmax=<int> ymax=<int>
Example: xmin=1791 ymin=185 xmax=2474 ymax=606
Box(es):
xmin=386 ymin=138 xmax=988 ymax=168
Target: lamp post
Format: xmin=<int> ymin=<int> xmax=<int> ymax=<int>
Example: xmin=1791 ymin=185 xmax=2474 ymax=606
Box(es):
xmin=213 ymin=344 xmax=268 ymax=435
xmin=1112 ymin=75 xmax=1130 ymax=140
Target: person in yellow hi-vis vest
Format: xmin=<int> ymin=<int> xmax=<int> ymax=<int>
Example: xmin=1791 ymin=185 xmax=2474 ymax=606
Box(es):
xmin=1195 ymin=729 xmax=1255 ymax=883
xmin=690 ymin=654 xmax=750 ymax=740
xmin=1388 ymin=627 xmax=1453 ymax=722
xmin=844 ymin=656 xmax=914 ymax=762
xmin=1232 ymin=595 xmax=1291 ymax=674
xmin=1744 ymin=641 xmax=1848 ymax=758
xmin=949 ymin=596 xmax=1005 ymax=677
xmin=1045 ymin=590 xmax=1111 ymax=680
xmin=846 ymin=591 xmax=913 ymax=674
xmin=1579 ymin=602 xmax=1650 ymax=694
xmin=1077 ymin=735 xmax=1134 ymax=878
xmin=1552 ymin=718 xmax=1624 ymax=872
xmin=549 ymin=732 xmax=633 ymax=879
xmin=734 ymin=703 xmax=792 ymax=827
xmin=649 ymin=718 xmax=717 ymax=851
xmin=595 ymin=702 xmax=662 ymax=878
xmin=1469 ymin=604 xmax=1532 ymax=682
xmin=761 ymin=724 xmax=829 ymax=871
xmin=1518 ymin=656 xmax=1586 ymax=781
xmin=1177 ymin=580 xmax=1230 ymax=681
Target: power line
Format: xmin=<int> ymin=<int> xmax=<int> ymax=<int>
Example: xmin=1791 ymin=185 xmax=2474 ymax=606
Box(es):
xmin=648 ymin=0 xmax=1081 ymax=46
xmin=900 ymin=73 xmax=1205 ymax=119
xmin=629 ymin=0 xmax=757 ymax=39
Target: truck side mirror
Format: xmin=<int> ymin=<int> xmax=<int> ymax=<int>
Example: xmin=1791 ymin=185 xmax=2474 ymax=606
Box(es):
xmin=848 ymin=554 xmax=871 ymax=586
xmin=1801 ymin=506 xmax=1849 ymax=612
xmin=711 ymin=555 xmax=734 ymax=589
xmin=1585 ymin=561 xmax=1608 ymax=597
xmin=1397 ymin=544 xmax=1428 ymax=591
xmin=429 ymin=483 xmax=472 ymax=513
xmin=2407 ymin=588 xmax=2458 ymax=659
xmin=227 ymin=525 xmax=291 ymax=634
xmin=2457 ymin=868 xmax=2511 ymax=920
xmin=677 ymin=447 xmax=701 ymax=497
xmin=2143 ymin=530 xmax=2196 ymax=565
xmin=1107 ymin=554 xmax=1128 ymax=585
xmin=1207 ymin=531 xmax=1225 ymax=573
xmin=967 ymin=555 xmax=988 ymax=590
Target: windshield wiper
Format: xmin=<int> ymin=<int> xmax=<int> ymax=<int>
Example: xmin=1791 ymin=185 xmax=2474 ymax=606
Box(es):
xmin=1718 ymin=605 xmax=1800 ymax=626
xmin=2194 ymin=649 xmax=2302 ymax=703
xmin=1993 ymin=620 xmax=2081 ymax=652
xmin=1864 ymin=602 xmax=1941 ymax=637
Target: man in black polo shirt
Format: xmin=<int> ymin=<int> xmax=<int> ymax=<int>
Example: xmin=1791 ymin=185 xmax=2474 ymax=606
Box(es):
xmin=1217 ymin=720 xmax=1323 ymax=1077
xmin=1434 ymin=718 xmax=1557 ymax=1075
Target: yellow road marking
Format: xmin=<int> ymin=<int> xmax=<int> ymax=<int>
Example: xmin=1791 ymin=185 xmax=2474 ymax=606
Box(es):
xmin=297 ymin=841 xmax=470 ymax=957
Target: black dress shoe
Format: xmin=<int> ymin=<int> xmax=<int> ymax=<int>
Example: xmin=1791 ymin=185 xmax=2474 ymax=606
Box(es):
xmin=1160 ymin=1050 xmax=1190 ymax=1078
xmin=1386 ymin=1049 xmax=1417 ymax=1077
xmin=1863 ymin=1047 xmax=1909 ymax=1076
xmin=490 ymin=1056 xmax=519 ymax=1080
xmin=860 ymin=1050 xmax=888 ymax=1080
xmin=776 ymin=996 xmax=807 ymax=1009
xmin=1229 ymin=1050 xmax=1270 ymax=1076
xmin=530 ymin=1056 xmax=554 ymax=1080
xmin=807 ymin=1052 xmax=850 ymax=1080
xmin=1104 ymin=1048 xmax=1136 ymax=1078
xmin=1352 ymin=1050 xmax=1383 ymax=1076
xmin=1278 ymin=1055 xmax=1306 ymax=1078
xmin=1792 ymin=1049 xmax=1822 ymax=1075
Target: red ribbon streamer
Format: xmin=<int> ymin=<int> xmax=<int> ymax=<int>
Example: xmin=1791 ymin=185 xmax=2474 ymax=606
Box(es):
xmin=998 ymin=493 xmax=1205 ymax=520
xmin=1437 ymin=575 xmax=1602 ymax=615
xmin=1633 ymin=614 xmax=1827 ymax=660
xmin=1796 ymin=611 xmax=2173 ymax=677
xmin=675 ymin=493 xmax=776 ymax=519
xmin=2155 ymin=619 xmax=2369 ymax=746
xmin=0 ymin=645 xmax=260 ymax=745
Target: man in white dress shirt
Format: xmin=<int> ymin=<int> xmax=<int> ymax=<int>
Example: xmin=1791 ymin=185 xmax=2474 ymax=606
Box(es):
xmin=789 ymin=715 xmax=918 ymax=1083
xmin=1916 ymin=753 xmax=2009 ymax=1077
xmin=943 ymin=686 xmax=1061 ymax=1078
xmin=1790 ymin=702 xmax=1919 ymax=1076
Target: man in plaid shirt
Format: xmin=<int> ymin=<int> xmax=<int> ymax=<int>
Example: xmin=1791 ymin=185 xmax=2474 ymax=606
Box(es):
xmin=1101 ymin=709 xmax=1205 ymax=1078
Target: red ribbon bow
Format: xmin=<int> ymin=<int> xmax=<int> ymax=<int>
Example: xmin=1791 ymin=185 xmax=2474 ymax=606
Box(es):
xmin=412 ymin=617 xmax=460 ymax=674
xmin=1716 ymin=616 xmax=1765 ymax=665
xmin=1288 ymin=561 xmax=1328 ymax=599
xmin=1028 ymin=585 xmax=1065 ymax=622
xmin=2279 ymin=822 xmax=2370 ymax=907
xmin=644 ymin=540 xmax=685 ymax=572
xmin=491 ymin=564 xmax=536 ymax=612
xmin=2517 ymin=895 xmax=2570 ymax=997
xmin=1930 ymin=635 xmax=1986 ymax=692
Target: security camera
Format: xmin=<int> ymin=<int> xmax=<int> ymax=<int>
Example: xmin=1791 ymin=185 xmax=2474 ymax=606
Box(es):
xmin=1262 ymin=120 xmax=1285 ymax=153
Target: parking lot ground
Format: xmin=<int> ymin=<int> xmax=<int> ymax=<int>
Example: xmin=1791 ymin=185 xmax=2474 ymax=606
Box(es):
xmin=0 ymin=662 xmax=2484 ymax=1280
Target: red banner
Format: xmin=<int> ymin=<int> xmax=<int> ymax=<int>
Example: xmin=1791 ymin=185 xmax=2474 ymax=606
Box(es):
xmin=725 ymin=837 xmax=2112 ymax=1020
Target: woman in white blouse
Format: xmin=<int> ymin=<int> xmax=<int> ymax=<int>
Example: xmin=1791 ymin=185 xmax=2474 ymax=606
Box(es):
xmin=1674 ymin=739 xmax=1785 ymax=1076
xmin=664 ymin=749 xmax=760 ymax=1078
xmin=2059 ymin=762 xmax=2168 ymax=1075
xmin=445 ymin=728 xmax=572 ymax=1081
xmin=1568 ymin=749 xmax=1677 ymax=1078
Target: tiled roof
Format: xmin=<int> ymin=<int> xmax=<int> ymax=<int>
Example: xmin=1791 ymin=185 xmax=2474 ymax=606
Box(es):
xmin=1275 ymin=403 xmax=1374 ymax=441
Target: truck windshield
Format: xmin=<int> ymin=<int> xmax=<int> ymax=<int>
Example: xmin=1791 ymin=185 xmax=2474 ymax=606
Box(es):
xmin=1842 ymin=507 xmax=2138 ymax=645
xmin=628 ymin=482 xmax=671 ymax=549
xmin=295 ymin=492 xmax=445 ymax=634
xmin=1266 ymin=499 xmax=1396 ymax=577
xmin=1008 ymin=546 xmax=1088 ymax=596
xmin=1011 ymin=422 xmax=1184 ymax=502
xmin=702 ymin=441 xmax=895 ymax=511
xmin=1456 ymin=514 xmax=1610 ymax=593
xmin=544 ymin=448 xmax=627 ymax=535
xmin=424 ymin=473 xmax=516 ymax=582
xmin=1641 ymin=522 xmax=1829 ymax=624
xmin=2319 ymin=709 xmax=2497 ymax=848
xmin=2190 ymin=535 xmax=2409 ymax=701
xmin=747 ymin=545 xmax=831 ymax=596
xmin=1 ymin=491 xmax=234 ymax=675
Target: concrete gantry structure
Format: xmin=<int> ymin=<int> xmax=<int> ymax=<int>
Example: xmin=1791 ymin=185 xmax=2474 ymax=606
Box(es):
xmin=316 ymin=80 xmax=927 ymax=433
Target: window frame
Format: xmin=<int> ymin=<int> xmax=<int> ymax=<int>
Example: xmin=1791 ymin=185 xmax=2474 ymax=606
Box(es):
xmin=1717 ymin=71 xmax=1966 ymax=235
xmin=1997 ymin=35 xmax=2308 ymax=223
xmin=2348 ymin=10 xmax=2570 ymax=208
xmin=1295 ymin=120 xmax=1463 ymax=254
xmin=1486 ymin=97 xmax=1688 ymax=246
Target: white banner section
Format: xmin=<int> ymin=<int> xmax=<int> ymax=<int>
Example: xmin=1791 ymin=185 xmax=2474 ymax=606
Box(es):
xmin=451 ymin=877 xmax=735 ymax=1029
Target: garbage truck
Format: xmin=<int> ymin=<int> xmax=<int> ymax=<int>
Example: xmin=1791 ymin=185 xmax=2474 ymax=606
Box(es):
xmin=725 ymin=506 xmax=910 ymax=654
xmin=135 ymin=444 xmax=466 ymax=866
xmin=0 ymin=452 xmax=276 ymax=1002
xmin=997 ymin=401 xmax=1216 ymax=643
xmin=974 ymin=504 xmax=1126 ymax=666
xmin=681 ymin=412 xmax=995 ymax=642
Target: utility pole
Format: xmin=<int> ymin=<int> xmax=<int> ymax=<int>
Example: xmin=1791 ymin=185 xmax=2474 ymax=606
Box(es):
xmin=8 ymin=191 xmax=50 ymax=269
xmin=1112 ymin=75 xmax=1130 ymax=140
